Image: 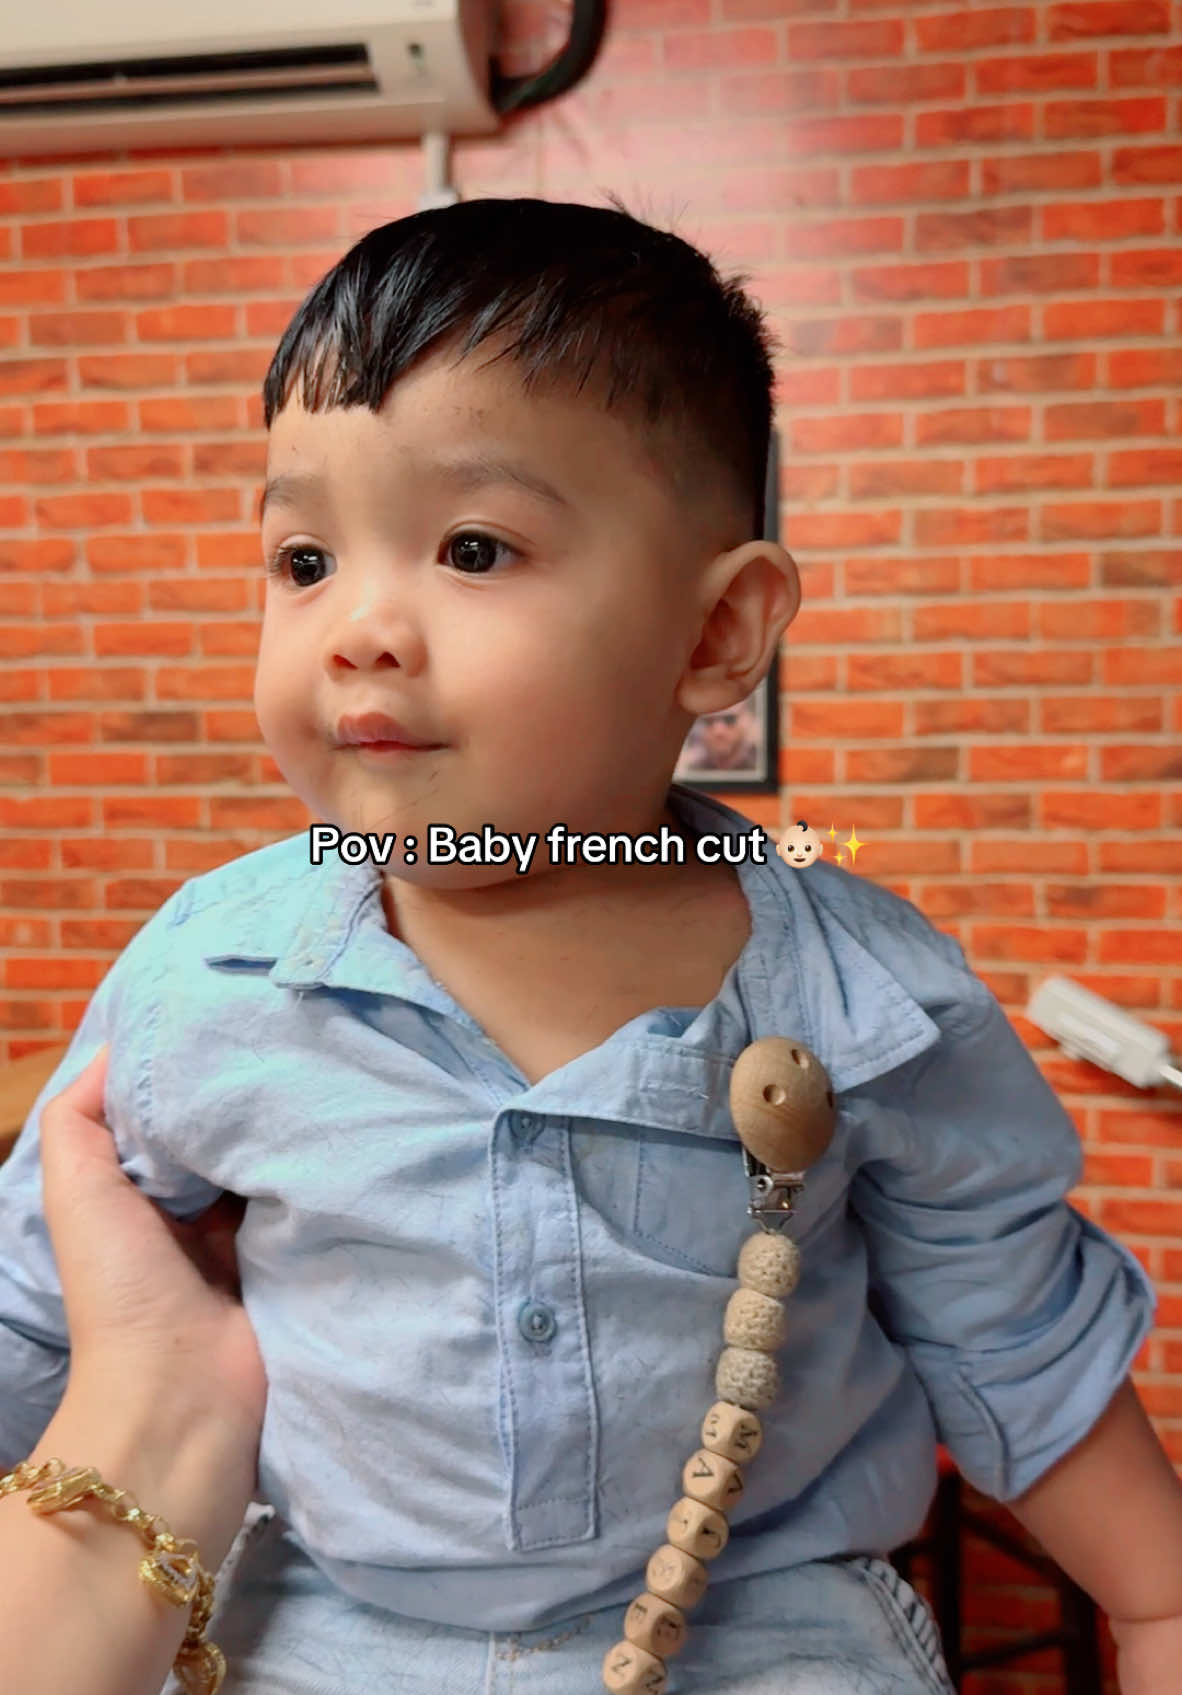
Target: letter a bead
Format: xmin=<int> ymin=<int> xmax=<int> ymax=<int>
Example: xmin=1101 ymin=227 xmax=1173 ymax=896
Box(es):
xmin=681 ymin=1448 xmax=744 ymax=1510
xmin=602 ymin=1640 xmax=667 ymax=1693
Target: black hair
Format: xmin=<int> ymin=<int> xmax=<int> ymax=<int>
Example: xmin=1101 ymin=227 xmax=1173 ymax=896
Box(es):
xmin=260 ymin=192 xmax=779 ymax=548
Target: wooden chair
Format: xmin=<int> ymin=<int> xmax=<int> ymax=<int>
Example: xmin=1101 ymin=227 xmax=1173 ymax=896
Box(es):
xmin=0 ymin=1045 xmax=69 ymax=1166
xmin=891 ymin=1445 xmax=1103 ymax=1693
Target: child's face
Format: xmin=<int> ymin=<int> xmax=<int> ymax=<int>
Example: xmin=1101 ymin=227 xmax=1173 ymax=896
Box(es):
xmin=254 ymin=338 xmax=703 ymax=886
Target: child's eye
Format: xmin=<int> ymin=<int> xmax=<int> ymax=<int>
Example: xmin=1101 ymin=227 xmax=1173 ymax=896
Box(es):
xmin=264 ymin=544 xmax=332 ymax=588
xmin=444 ymin=530 xmax=520 ymax=575
xmin=263 ymin=529 xmax=519 ymax=589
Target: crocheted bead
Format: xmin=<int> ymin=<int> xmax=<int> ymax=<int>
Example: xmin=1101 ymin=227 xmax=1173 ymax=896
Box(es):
xmin=737 ymin=1230 xmax=802 ymax=1299
xmin=723 ymin=1287 xmax=786 ymax=1352
xmin=681 ymin=1448 xmax=744 ymax=1511
xmin=715 ymin=1346 xmax=779 ymax=1410
xmin=624 ymin=1591 xmax=686 ymax=1659
xmin=602 ymin=1639 xmax=667 ymax=1693
xmin=667 ymin=1496 xmax=729 ymax=1561
xmin=646 ymin=1543 xmax=709 ymax=1609
xmin=701 ymin=1400 xmax=763 ymax=1464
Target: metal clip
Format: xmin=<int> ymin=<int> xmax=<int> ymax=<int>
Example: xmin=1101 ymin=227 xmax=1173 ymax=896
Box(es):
xmin=742 ymin=1146 xmax=805 ymax=1234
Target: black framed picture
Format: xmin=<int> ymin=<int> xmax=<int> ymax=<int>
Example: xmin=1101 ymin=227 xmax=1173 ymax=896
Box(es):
xmin=674 ymin=426 xmax=780 ymax=794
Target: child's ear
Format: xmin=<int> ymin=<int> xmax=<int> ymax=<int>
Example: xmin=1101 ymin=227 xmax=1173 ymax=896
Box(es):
xmin=675 ymin=540 xmax=801 ymax=719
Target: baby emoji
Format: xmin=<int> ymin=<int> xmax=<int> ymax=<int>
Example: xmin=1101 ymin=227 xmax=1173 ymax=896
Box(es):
xmin=776 ymin=820 xmax=824 ymax=871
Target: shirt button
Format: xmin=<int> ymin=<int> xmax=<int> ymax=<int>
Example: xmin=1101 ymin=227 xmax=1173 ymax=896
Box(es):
xmin=518 ymin=1299 xmax=557 ymax=1344
xmin=516 ymin=1112 xmax=539 ymax=1140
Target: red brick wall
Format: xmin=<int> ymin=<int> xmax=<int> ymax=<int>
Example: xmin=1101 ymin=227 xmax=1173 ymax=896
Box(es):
xmin=1 ymin=3 xmax=1179 ymax=1687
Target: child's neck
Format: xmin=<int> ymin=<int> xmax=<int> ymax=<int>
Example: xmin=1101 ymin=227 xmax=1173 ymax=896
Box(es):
xmin=376 ymin=800 xmax=752 ymax=1086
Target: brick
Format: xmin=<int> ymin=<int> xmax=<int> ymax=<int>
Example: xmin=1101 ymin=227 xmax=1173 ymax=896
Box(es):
xmin=1100 ymin=745 xmax=1182 ymax=780
xmin=914 ymin=305 xmax=1031 ymax=349
xmin=1038 ymin=598 xmax=1160 ymax=637
xmin=851 ymin=260 xmax=969 ymax=301
xmin=1111 ymin=248 xmax=1182 ymax=285
xmin=975 ymin=51 xmax=1099 ymax=92
xmin=1044 ymin=96 xmax=1168 ymax=138
xmin=970 ymin=840 xmax=1089 ymax=873
xmin=981 ymin=253 xmax=1100 ymax=293
xmin=978 ymin=352 xmax=1096 ymax=392
xmin=915 ymin=698 xmax=1030 ymax=734
xmin=787 ymin=19 xmax=904 ymax=57
xmin=1041 ymin=792 xmax=1162 ymax=829
xmin=846 ymin=748 xmax=959 ymax=783
xmin=848 ymin=161 xmax=970 ymax=204
xmin=844 ymin=557 xmax=961 ymax=595
xmin=850 ymin=360 xmax=965 ymax=399
xmin=1111 ymin=46 xmax=1182 ymax=86
xmin=1048 ymin=1 xmax=1171 ymax=36
xmin=919 ymin=883 xmax=1036 ymax=918
xmin=790 ymin=701 xmax=905 ymax=739
xmin=973 ymin=453 xmax=1093 ymax=493
xmin=1044 ymin=199 xmax=1165 ymax=240
xmin=968 ymin=553 xmax=1091 ymax=590
xmin=1046 ymin=397 xmax=1165 ymax=437
xmin=848 ymin=64 xmax=965 ymax=104
xmin=915 ymin=207 xmax=1034 ymax=251
xmin=848 ymin=460 xmax=964 ymax=498
xmin=973 ymin=650 xmax=1095 ymax=685
xmin=913 ymin=508 xmax=1029 ymax=547
xmin=910 ymin=405 xmax=1032 ymax=444
xmin=1040 ymin=695 xmax=1164 ymax=732
xmin=915 ymin=10 xmax=1036 ymax=52
xmin=969 ymin=744 xmax=1090 ymax=780
xmin=982 ymin=151 xmax=1102 ymax=192
xmin=1113 ymin=146 xmax=1182 ymax=183
xmin=847 ymin=652 xmax=964 ymax=691
xmin=1041 ymin=500 xmax=1161 ymax=540
xmin=917 ymin=104 xmax=1036 ymax=146
xmin=914 ymin=792 xmax=1032 ymax=829
xmin=973 ymin=924 xmax=1089 ymax=962
xmin=1109 ymin=447 xmax=1182 ymax=485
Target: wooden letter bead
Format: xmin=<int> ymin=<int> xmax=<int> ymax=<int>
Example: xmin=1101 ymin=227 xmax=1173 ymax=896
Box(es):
xmin=737 ymin=1230 xmax=801 ymax=1299
xmin=682 ymin=1447 xmax=744 ymax=1511
xmin=667 ymin=1496 xmax=729 ymax=1561
xmin=624 ymin=1591 xmax=687 ymax=1659
xmin=646 ymin=1543 xmax=709 ymax=1610
xmin=701 ymin=1400 xmax=763 ymax=1464
xmin=602 ymin=1639 xmax=667 ymax=1694
xmin=715 ymin=1345 xmax=779 ymax=1410
xmin=723 ymin=1287 xmax=786 ymax=1352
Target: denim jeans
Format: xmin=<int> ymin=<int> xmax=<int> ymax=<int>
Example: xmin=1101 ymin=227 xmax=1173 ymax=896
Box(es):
xmin=161 ymin=1505 xmax=955 ymax=1695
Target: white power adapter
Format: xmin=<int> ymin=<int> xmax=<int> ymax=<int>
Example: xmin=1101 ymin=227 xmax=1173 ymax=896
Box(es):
xmin=1027 ymin=975 xmax=1182 ymax=1093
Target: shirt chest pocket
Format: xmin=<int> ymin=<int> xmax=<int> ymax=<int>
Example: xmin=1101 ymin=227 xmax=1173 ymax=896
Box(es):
xmin=570 ymin=1121 xmax=754 ymax=1280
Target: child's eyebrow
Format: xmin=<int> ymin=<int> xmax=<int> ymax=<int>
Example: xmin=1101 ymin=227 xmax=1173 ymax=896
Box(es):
xmin=258 ymin=455 xmax=575 ymax=522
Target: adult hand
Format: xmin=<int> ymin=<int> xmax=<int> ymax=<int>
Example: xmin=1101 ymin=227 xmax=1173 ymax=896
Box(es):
xmin=39 ymin=1043 xmax=267 ymax=1450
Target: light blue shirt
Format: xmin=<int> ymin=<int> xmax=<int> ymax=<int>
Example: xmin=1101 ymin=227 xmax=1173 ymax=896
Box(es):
xmin=0 ymin=783 xmax=1157 ymax=1632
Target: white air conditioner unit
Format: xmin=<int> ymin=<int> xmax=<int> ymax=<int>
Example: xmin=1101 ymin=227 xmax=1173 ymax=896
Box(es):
xmin=0 ymin=0 xmax=501 ymax=159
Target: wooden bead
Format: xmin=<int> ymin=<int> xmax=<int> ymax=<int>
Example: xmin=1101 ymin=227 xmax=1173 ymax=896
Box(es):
xmin=681 ymin=1447 xmax=744 ymax=1511
xmin=667 ymin=1495 xmax=729 ymax=1561
xmin=646 ymin=1543 xmax=709 ymax=1609
xmin=737 ymin=1230 xmax=801 ymax=1299
xmin=701 ymin=1400 xmax=763 ymax=1464
xmin=723 ymin=1286 xmax=786 ymax=1351
xmin=624 ymin=1591 xmax=687 ymax=1659
xmin=716 ymin=1345 xmax=779 ymax=1410
xmin=602 ymin=1639 xmax=667 ymax=1693
xmin=729 ymin=1037 xmax=835 ymax=1173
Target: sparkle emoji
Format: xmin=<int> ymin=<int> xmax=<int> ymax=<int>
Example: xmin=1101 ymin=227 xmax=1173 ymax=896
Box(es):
xmin=776 ymin=819 xmax=824 ymax=871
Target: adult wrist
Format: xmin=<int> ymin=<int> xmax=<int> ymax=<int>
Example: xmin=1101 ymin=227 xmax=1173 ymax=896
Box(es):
xmin=25 ymin=1370 xmax=260 ymax=1575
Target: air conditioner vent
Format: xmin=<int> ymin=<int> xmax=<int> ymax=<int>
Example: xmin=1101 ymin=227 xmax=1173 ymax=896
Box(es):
xmin=0 ymin=3 xmax=499 ymax=157
xmin=0 ymin=45 xmax=382 ymax=118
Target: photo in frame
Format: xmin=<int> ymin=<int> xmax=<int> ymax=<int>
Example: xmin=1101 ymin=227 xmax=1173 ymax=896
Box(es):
xmin=674 ymin=425 xmax=781 ymax=794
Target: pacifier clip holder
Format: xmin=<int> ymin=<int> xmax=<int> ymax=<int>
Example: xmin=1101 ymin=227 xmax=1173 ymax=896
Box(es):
xmin=602 ymin=1036 xmax=836 ymax=1694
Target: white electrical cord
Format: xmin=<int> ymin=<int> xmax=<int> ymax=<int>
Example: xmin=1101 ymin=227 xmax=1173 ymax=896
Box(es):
xmin=1027 ymin=976 xmax=1182 ymax=1094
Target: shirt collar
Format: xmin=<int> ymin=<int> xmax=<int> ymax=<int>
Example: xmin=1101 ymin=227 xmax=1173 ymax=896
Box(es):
xmin=201 ymin=784 xmax=942 ymax=1139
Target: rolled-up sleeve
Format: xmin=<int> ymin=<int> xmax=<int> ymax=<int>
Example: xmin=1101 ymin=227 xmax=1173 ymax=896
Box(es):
xmin=849 ymin=963 xmax=1158 ymax=1504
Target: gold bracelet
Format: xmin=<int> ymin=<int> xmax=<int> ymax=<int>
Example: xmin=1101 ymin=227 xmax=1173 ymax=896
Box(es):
xmin=0 ymin=1456 xmax=226 ymax=1695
